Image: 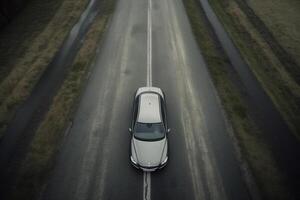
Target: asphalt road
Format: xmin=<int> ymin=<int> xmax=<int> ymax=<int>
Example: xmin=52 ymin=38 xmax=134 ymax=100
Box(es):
xmin=42 ymin=0 xmax=251 ymax=199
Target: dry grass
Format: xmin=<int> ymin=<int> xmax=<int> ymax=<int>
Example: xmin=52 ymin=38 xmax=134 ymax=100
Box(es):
xmin=208 ymin=0 xmax=300 ymax=139
xmin=11 ymin=0 xmax=116 ymax=199
xmin=247 ymin=0 xmax=300 ymax=66
xmin=0 ymin=0 xmax=90 ymax=138
xmin=183 ymin=0 xmax=289 ymax=199
xmin=0 ymin=0 xmax=63 ymax=81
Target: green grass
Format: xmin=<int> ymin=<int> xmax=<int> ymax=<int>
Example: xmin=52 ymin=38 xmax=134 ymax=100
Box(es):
xmin=208 ymin=0 xmax=300 ymax=139
xmin=10 ymin=0 xmax=116 ymax=199
xmin=182 ymin=0 xmax=289 ymax=199
xmin=247 ymin=0 xmax=300 ymax=67
xmin=0 ymin=0 xmax=90 ymax=138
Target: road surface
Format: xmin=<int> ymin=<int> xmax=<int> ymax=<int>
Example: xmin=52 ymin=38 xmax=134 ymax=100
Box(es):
xmin=42 ymin=0 xmax=251 ymax=199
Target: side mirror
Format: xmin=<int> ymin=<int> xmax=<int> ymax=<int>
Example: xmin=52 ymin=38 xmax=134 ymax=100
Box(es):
xmin=128 ymin=128 xmax=132 ymax=133
xmin=167 ymin=128 xmax=171 ymax=133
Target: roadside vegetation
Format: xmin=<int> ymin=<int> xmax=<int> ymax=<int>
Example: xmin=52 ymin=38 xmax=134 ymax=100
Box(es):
xmin=0 ymin=0 xmax=28 ymax=27
xmin=0 ymin=0 xmax=89 ymax=138
xmin=182 ymin=0 xmax=289 ymax=199
xmin=208 ymin=0 xmax=300 ymax=139
xmin=9 ymin=0 xmax=116 ymax=199
xmin=246 ymin=0 xmax=300 ymax=68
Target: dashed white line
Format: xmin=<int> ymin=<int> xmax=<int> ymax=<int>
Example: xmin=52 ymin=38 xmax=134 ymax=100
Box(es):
xmin=143 ymin=172 xmax=151 ymax=200
xmin=147 ymin=0 xmax=153 ymax=87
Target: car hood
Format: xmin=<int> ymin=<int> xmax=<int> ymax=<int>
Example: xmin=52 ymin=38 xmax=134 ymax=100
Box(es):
xmin=133 ymin=137 xmax=167 ymax=167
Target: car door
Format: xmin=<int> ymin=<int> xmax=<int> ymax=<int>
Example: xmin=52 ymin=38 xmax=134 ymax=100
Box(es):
xmin=160 ymin=96 xmax=168 ymax=130
xmin=131 ymin=95 xmax=139 ymax=129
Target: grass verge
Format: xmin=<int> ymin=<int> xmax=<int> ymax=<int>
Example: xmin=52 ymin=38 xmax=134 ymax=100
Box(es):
xmin=231 ymin=0 xmax=300 ymax=85
xmin=9 ymin=0 xmax=116 ymax=199
xmin=0 ymin=0 xmax=90 ymax=138
xmin=182 ymin=0 xmax=289 ymax=199
xmin=208 ymin=0 xmax=300 ymax=139
xmin=246 ymin=0 xmax=300 ymax=68
xmin=0 ymin=0 xmax=63 ymax=81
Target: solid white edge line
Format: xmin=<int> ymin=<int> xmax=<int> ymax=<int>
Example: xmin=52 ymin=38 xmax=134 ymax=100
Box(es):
xmin=143 ymin=172 xmax=151 ymax=200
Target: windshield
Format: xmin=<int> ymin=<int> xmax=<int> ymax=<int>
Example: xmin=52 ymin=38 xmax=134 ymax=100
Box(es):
xmin=134 ymin=122 xmax=165 ymax=141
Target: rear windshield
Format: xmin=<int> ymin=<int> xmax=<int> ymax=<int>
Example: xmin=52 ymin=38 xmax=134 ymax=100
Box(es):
xmin=134 ymin=122 xmax=165 ymax=141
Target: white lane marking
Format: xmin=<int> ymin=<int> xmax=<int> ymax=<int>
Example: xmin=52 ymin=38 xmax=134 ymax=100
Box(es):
xmin=144 ymin=0 xmax=152 ymax=199
xmin=143 ymin=172 xmax=151 ymax=200
xmin=147 ymin=0 xmax=153 ymax=86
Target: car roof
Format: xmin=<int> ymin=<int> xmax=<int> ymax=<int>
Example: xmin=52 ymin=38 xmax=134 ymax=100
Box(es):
xmin=137 ymin=93 xmax=162 ymax=123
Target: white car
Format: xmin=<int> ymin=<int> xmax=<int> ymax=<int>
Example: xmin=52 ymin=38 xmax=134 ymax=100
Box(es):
xmin=129 ymin=87 xmax=170 ymax=171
